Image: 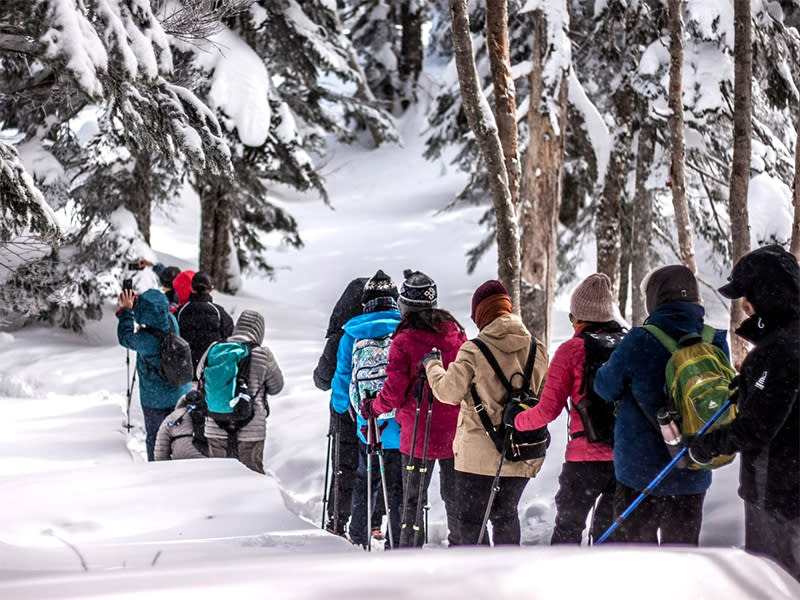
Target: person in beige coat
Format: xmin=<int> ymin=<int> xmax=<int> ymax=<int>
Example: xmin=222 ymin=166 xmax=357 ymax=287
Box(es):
xmin=423 ymin=280 xmax=548 ymax=545
xmin=154 ymin=391 xmax=207 ymax=461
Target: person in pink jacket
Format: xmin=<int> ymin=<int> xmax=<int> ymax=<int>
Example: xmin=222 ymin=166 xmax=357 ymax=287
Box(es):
xmin=513 ymin=273 xmax=621 ymax=544
xmin=361 ymin=270 xmax=466 ymax=547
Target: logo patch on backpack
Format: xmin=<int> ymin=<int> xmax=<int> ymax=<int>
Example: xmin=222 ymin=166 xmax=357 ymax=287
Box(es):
xmin=349 ymin=336 xmax=395 ymax=418
xmin=201 ymin=342 xmax=260 ymax=430
xmin=645 ymin=324 xmax=738 ymax=470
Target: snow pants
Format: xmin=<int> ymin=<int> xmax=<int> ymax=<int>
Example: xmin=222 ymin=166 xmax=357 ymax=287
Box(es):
xmin=399 ymin=454 xmax=457 ymax=547
xmin=551 ymin=460 xmax=616 ymax=545
xmin=349 ymin=442 xmax=402 ymax=547
xmin=143 ymin=406 xmax=174 ymax=462
xmin=745 ymin=501 xmax=800 ymax=581
xmin=326 ymin=409 xmax=359 ymax=534
xmin=207 ymin=438 xmax=265 ymax=474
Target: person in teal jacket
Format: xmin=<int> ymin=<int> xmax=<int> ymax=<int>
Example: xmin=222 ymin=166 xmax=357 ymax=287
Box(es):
xmin=117 ymin=288 xmax=192 ymax=461
xmin=330 ymin=270 xmax=402 ymax=548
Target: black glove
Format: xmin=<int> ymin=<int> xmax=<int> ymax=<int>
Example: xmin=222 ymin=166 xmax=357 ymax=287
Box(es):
xmin=422 ymin=347 xmax=442 ymax=368
xmin=685 ymin=434 xmax=716 ymax=466
xmin=502 ymin=401 xmax=527 ymax=430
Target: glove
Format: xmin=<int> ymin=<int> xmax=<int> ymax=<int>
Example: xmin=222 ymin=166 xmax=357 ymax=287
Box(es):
xmin=685 ymin=434 xmax=715 ymax=466
xmin=502 ymin=401 xmax=527 ymax=430
xmin=360 ymin=420 xmax=388 ymax=442
xmin=360 ymin=396 xmax=381 ymax=420
xmin=422 ymin=347 xmax=442 ymax=368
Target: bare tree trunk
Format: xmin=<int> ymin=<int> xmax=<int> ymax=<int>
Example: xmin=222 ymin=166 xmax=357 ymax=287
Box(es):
xmin=400 ymin=0 xmax=423 ymax=108
xmin=448 ymin=0 xmax=520 ymax=311
xmin=485 ymin=0 xmax=521 ymax=206
xmin=619 ymin=196 xmax=632 ymax=318
xmin=596 ymin=88 xmax=635 ymax=297
xmin=128 ymin=153 xmax=152 ymax=244
xmin=667 ymin=0 xmax=697 ymax=273
xmin=631 ymin=120 xmax=656 ymax=325
xmin=791 ymin=114 xmax=800 ymax=260
xmin=519 ymin=8 xmax=569 ymax=348
xmin=199 ymin=182 xmax=233 ymax=293
xmin=729 ymin=0 xmax=753 ymax=368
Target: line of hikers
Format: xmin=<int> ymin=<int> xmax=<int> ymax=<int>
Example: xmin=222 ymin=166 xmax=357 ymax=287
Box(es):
xmin=316 ymin=246 xmax=799 ymax=581
xmin=115 ymin=246 xmax=798 ymax=581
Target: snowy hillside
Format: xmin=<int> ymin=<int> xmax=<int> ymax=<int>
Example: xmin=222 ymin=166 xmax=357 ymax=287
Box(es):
xmin=0 ymin=106 xmax=798 ymax=598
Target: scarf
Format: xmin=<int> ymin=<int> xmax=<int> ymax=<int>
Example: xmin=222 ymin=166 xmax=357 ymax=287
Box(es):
xmin=475 ymin=293 xmax=513 ymax=330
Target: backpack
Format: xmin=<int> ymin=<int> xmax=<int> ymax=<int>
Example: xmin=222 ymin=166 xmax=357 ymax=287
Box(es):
xmin=165 ymin=390 xmax=209 ymax=457
xmin=572 ymin=323 xmax=626 ymax=444
xmin=644 ymin=324 xmax=738 ymax=470
xmin=200 ymin=341 xmax=268 ymax=457
xmin=349 ymin=335 xmax=395 ymax=418
xmin=470 ymin=338 xmax=549 ymax=462
xmin=142 ymin=321 xmax=193 ymax=388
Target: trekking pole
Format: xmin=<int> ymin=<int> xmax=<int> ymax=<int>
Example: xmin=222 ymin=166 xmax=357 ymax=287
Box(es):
xmin=366 ymin=419 xmax=373 ymax=552
xmin=331 ymin=413 xmax=341 ymax=534
xmin=412 ymin=382 xmax=435 ymax=547
xmin=400 ymin=371 xmax=425 ymax=541
xmin=321 ymin=431 xmax=332 ymax=529
xmin=374 ymin=417 xmax=394 ymax=549
xmin=478 ymin=430 xmax=511 ymax=545
xmin=595 ymin=398 xmax=733 ymax=545
xmin=124 ymin=349 xmax=136 ymax=431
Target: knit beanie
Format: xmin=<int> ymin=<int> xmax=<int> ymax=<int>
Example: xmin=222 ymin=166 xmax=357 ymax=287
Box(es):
xmin=471 ymin=280 xmax=508 ymax=320
xmin=643 ymin=265 xmax=700 ymax=315
xmin=361 ymin=269 xmax=399 ymax=304
xmin=398 ymin=269 xmax=437 ymax=312
xmin=570 ymin=273 xmax=615 ymax=323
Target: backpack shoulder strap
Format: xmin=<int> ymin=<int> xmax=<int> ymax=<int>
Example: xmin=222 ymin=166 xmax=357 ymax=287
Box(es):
xmin=700 ymin=324 xmax=716 ymax=344
xmin=643 ymin=324 xmax=679 ymax=353
xmin=471 ymin=338 xmax=511 ymax=392
xmin=521 ymin=338 xmax=537 ymax=391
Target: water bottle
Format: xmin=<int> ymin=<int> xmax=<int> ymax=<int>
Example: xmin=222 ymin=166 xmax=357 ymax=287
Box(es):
xmin=657 ymin=408 xmax=687 ymax=468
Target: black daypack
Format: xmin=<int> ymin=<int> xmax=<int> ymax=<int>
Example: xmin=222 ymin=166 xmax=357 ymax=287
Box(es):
xmin=470 ymin=338 xmax=549 ymax=462
xmin=572 ymin=323 xmax=626 ymax=444
xmin=142 ymin=321 xmax=193 ymax=388
xmin=166 ymin=390 xmax=209 ymax=457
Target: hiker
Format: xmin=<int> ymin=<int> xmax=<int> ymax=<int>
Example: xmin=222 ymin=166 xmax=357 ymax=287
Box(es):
xmin=361 ymin=269 xmax=466 ymax=547
xmin=172 ymin=269 xmax=196 ymax=310
xmin=314 ymin=276 xmax=370 ymax=535
xmin=137 ymin=259 xmax=180 ymax=311
xmin=510 ymin=274 xmax=620 ymax=544
xmin=593 ymin=265 xmax=728 ymax=544
xmin=327 ymin=270 xmax=403 ymax=548
xmin=687 ymin=245 xmax=799 ymax=580
xmin=423 ymin=280 xmax=548 ymax=546
xmin=176 ymin=271 xmax=234 ymax=374
xmin=154 ymin=390 xmax=208 ymax=460
xmin=117 ymin=288 xmax=192 ymax=461
xmin=196 ymin=309 xmax=283 ymax=474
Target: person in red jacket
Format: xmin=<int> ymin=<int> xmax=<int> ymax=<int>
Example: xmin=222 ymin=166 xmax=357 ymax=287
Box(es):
xmin=513 ymin=273 xmax=621 ymax=544
xmin=361 ymin=269 xmax=466 ymax=547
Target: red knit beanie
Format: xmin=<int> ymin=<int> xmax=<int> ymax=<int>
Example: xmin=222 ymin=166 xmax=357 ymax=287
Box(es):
xmin=471 ymin=280 xmax=509 ymax=320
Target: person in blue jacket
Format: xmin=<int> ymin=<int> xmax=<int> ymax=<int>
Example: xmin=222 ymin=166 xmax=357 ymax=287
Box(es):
xmin=330 ymin=270 xmax=402 ymax=548
xmin=117 ymin=288 xmax=192 ymax=461
xmin=594 ymin=265 xmax=729 ymax=544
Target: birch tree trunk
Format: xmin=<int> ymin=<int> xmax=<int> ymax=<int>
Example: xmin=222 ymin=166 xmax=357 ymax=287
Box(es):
xmin=448 ymin=0 xmax=520 ymax=310
xmin=519 ymin=6 xmax=569 ymax=348
xmin=631 ymin=120 xmax=656 ymax=325
xmin=485 ymin=0 xmax=521 ymax=206
xmin=728 ymin=0 xmax=753 ymax=368
xmin=199 ymin=182 xmax=234 ymax=293
xmin=791 ymin=114 xmax=800 ymax=259
xmin=667 ymin=0 xmax=697 ymax=273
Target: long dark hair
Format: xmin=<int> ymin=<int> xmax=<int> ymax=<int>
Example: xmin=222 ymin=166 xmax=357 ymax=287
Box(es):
xmin=394 ymin=308 xmax=465 ymax=336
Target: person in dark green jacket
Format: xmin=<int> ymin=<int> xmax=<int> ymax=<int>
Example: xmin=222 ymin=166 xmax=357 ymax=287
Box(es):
xmin=118 ymin=288 xmax=191 ymax=461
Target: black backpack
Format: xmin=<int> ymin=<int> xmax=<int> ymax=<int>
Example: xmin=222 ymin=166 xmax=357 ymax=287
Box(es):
xmin=142 ymin=321 xmax=193 ymax=388
xmin=166 ymin=390 xmax=209 ymax=457
xmin=572 ymin=323 xmax=626 ymax=444
xmin=470 ymin=338 xmax=550 ymax=462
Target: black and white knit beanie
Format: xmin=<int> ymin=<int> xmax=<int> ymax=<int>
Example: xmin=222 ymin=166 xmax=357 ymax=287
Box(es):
xmin=361 ymin=269 xmax=399 ymax=304
xmin=398 ymin=269 xmax=437 ymax=312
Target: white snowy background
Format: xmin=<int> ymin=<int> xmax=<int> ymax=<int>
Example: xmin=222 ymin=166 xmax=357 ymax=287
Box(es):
xmin=1 ymin=82 xmax=799 ymax=599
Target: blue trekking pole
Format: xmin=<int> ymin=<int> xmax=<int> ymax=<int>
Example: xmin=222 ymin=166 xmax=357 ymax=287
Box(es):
xmin=595 ymin=398 xmax=733 ymax=545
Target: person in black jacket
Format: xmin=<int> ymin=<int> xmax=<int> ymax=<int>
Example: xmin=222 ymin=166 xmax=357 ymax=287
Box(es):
xmin=688 ymin=245 xmax=800 ymax=580
xmin=176 ymin=272 xmax=234 ymax=375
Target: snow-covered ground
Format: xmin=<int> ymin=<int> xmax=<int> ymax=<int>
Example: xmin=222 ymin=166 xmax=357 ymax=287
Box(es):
xmin=1 ymin=106 xmax=798 ymax=598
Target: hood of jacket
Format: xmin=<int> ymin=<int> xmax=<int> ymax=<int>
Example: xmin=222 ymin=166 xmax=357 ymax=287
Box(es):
xmin=134 ymin=289 xmax=171 ymax=331
xmin=479 ymin=313 xmax=531 ymax=353
xmin=644 ymin=301 xmax=706 ymax=341
xmin=343 ymin=310 xmax=401 ymax=339
xmin=228 ymin=310 xmax=265 ymax=345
